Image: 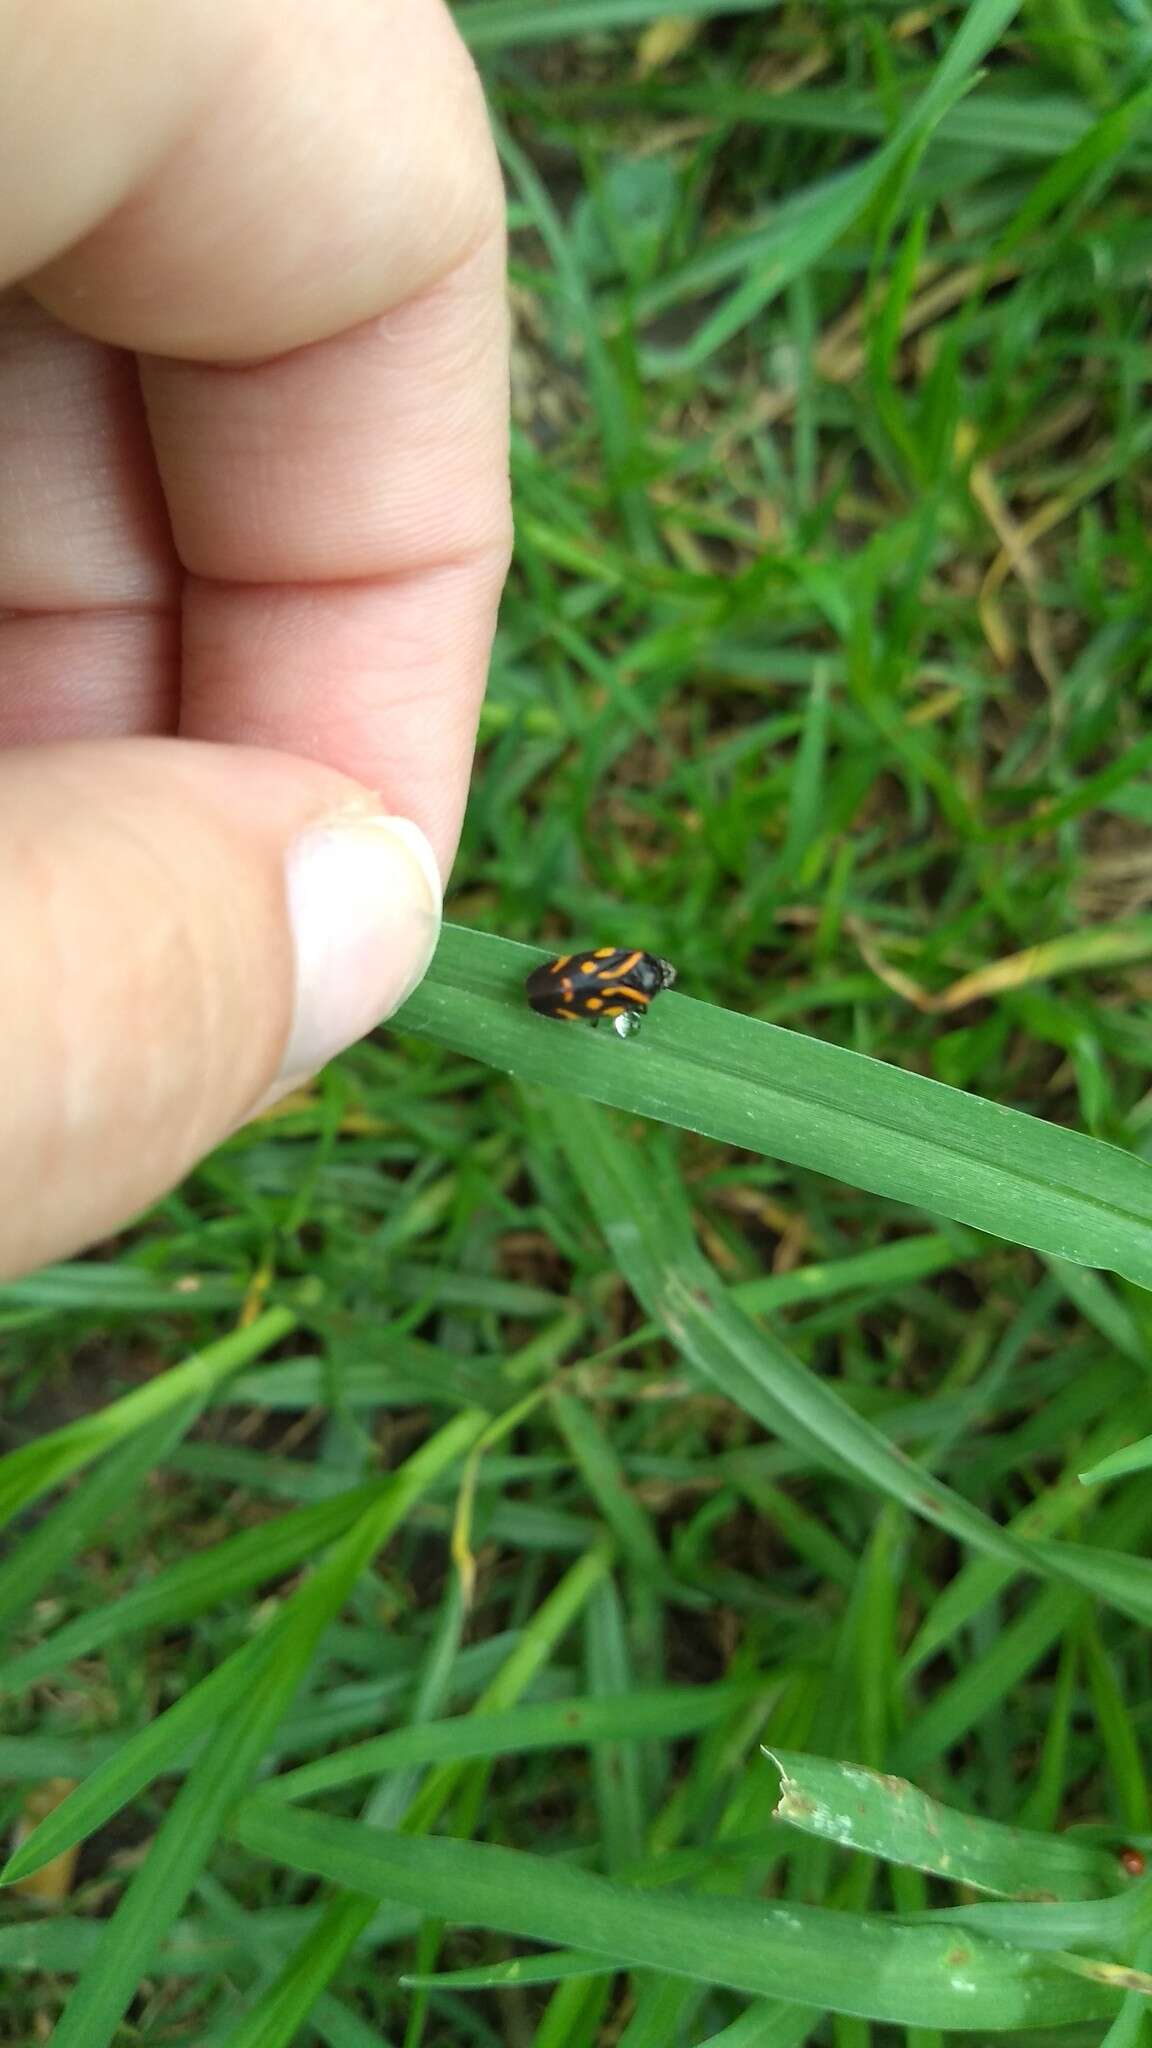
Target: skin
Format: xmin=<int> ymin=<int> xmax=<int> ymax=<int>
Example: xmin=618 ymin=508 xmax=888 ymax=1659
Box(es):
xmin=0 ymin=0 xmax=511 ymax=1276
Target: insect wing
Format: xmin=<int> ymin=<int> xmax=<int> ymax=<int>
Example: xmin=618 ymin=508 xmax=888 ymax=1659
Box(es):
xmin=524 ymin=956 xmax=581 ymax=1020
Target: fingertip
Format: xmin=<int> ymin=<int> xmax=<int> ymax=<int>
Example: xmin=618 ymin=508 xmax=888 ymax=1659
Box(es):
xmin=276 ymin=809 xmax=442 ymax=1084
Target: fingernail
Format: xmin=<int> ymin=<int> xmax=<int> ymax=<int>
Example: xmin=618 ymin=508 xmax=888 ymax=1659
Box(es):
xmin=277 ymin=811 xmax=441 ymax=1083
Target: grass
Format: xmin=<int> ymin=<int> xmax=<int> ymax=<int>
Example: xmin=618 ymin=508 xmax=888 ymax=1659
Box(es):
xmin=3 ymin=1 xmax=1152 ymax=2041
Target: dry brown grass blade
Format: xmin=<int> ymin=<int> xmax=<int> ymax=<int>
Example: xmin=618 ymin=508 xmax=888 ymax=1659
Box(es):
xmin=10 ymin=1780 xmax=81 ymax=1904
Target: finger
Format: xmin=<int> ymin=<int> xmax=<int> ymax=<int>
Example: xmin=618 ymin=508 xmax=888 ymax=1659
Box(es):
xmin=2 ymin=0 xmax=510 ymax=868
xmin=0 ymin=291 xmax=178 ymax=743
xmin=156 ymin=244 xmax=510 ymax=865
xmin=11 ymin=0 xmax=500 ymax=363
xmin=0 ymin=738 xmax=440 ymax=1279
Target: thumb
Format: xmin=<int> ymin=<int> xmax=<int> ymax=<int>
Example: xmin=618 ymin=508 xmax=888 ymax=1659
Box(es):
xmin=2 ymin=738 xmax=441 ymax=1279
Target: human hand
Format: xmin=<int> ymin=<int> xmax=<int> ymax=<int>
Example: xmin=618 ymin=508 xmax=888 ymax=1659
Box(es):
xmin=0 ymin=0 xmax=510 ymax=1277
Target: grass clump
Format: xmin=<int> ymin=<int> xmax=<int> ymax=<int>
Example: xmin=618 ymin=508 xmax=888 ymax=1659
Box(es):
xmin=3 ymin=3 xmax=1152 ymax=2042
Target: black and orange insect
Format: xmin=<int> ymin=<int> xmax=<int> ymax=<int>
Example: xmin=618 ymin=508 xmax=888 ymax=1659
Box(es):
xmin=524 ymin=948 xmax=677 ymax=1039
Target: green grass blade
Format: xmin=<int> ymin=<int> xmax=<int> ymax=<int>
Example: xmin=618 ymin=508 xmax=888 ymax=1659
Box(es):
xmin=0 ymin=1480 xmax=393 ymax=1691
xmin=213 ymin=1900 xmax=369 ymax=2048
xmin=394 ymin=928 xmax=1152 ymax=1287
xmin=768 ymin=1750 xmax=1122 ymax=1900
xmin=693 ymin=2004 xmax=820 ymax=2048
xmin=457 ymin=0 xmax=775 ymax=51
xmin=585 ymin=1578 xmax=647 ymax=1871
xmin=0 ymin=1261 xmax=241 ymax=1314
xmin=544 ymin=1094 xmax=1152 ymax=1621
xmin=1083 ymin=1624 xmax=1151 ymax=1835
xmin=0 ymin=1306 xmax=296 ymax=1530
xmin=227 ymin=1806 xmax=1120 ymax=2030
xmin=0 ymin=1630 xmax=271 ymax=1886
xmin=41 ymin=1411 xmax=486 ymax=2048
xmin=0 ymin=1397 xmax=201 ymax=1640
xmin=640 ymin=0 xmax=1024 ymax=368
xmin=401 ymin=1952 xmax=606 ymax=1990
xmin=550 ymin=1391 xmax=664 ymax=1575
xmin=1080 ymin=1437 xmax=1152 ymax=1487
xmin=257 ymin=1685 xmax=758 ymax=1807
xmin=215 ymin=1543 xmax=615 ymax=2044
xmin=401 ymin=1541 xmax=613 ymax=1836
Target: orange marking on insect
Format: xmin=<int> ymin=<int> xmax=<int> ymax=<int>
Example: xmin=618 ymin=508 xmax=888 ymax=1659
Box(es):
xmin=580 ymin=959 xmax=599 ymax=974
xmin=594 ymin=947 xmax=616 ymax=959
xmin=615 ymin=950 xmax=643 ymax=976
xmin=554 ymin=1006 xmax=580 ymax=1021
xmin=601 ymin=1004 xmax=627 ymax=1017
xmin=585 ymin=995 xmax=603 ymax=1011
xmin=551 ymin=954 xmax=571 ymax=972
xmin=603 ymin=985 xmax=648 ymax=1004
xmin=561 ymin=978 xmax=573 ymax=995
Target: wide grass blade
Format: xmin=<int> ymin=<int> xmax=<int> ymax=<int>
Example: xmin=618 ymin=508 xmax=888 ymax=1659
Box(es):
xmin=768 ymin=1750 xmax=1124 ymax=1900
xmin=393 ymin=927 xmax=1152 ymax=1287
xmin=227 ymin=1805 xmax=1121 ymax=2030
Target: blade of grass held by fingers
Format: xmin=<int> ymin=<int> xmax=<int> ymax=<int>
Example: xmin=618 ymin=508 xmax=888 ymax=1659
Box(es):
xmin=392 ymin=926 xmax=1152 ymax=1288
